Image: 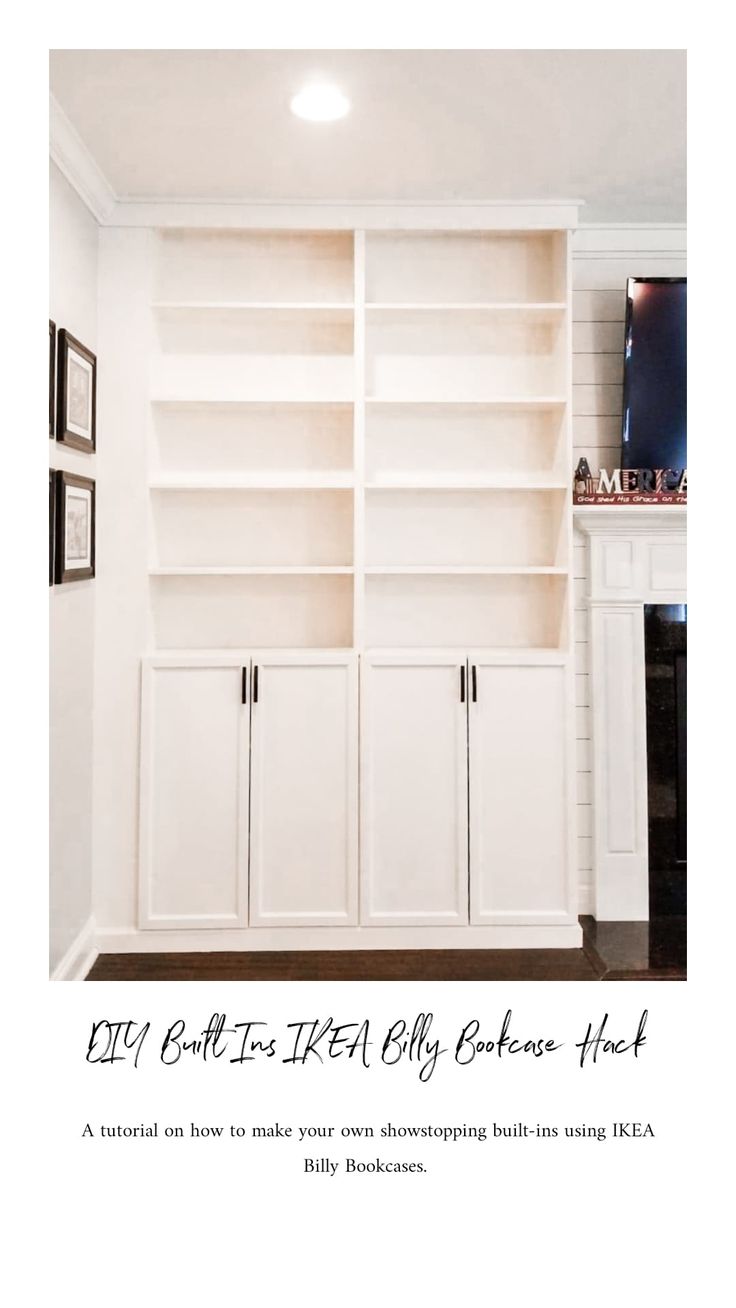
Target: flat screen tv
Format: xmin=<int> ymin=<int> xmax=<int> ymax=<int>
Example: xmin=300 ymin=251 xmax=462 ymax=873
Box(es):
xmin=621 ymin=277 xmax=686 ymax=472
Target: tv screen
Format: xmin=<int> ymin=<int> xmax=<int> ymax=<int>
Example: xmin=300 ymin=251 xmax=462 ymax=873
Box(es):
xmin=621 ymin=277 xmax=686 ymax=472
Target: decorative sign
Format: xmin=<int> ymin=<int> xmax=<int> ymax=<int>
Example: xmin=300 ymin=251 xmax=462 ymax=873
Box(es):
xmin=573 ymin=459 xmax=687 ymax=505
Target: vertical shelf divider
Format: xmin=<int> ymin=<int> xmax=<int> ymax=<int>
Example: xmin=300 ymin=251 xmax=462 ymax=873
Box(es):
xmin=144 ymin=230 xmax=159 ymax=655
xmin=353 ymin=230 xmax=366 ymax=650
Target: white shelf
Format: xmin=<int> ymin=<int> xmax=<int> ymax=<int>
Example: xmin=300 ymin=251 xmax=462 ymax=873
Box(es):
xmin=151 ymin=394 xmax=354 ymax=407
xmin=151 ymin=398 xmax=353 ymax=409
xmin=364 ymin=397 xmax=567 ymax=409
xmin=153 ymin=301 xmax=354 ymax=322
xmin=366 ymin=302 xmax=566 ymax=319
xmin=151 ymin=646 xmax=355 ymax=658
xmin=149 ymin=474 xmax=354 ymax=491
xmin=364 ymin=565 xmax=568 ymax=576
xmin=150 ymin=566 xmax=354 ymax=576
xmin=364 ymin=646 xmax=570 ymax=661
xmin=364 ymin=478 xmax=568 ymax=492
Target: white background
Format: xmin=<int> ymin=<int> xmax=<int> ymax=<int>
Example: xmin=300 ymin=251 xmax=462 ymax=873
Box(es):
xmin=2 ymin=7 xmax=733 ymax=1306
xmin=43 ymin=982 xmax=699 ymax=1304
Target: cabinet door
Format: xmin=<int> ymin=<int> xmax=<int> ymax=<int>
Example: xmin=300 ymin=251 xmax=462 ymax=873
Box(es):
xmin=361 ymin=655 xmax=469 ymax=925
xmin=469 ymin=659 xmax=572 ymax=925
xmin=249 ymin=653 xmax=358 ymax=926
xmin=139 ymin=657 xmax=250 ymax=928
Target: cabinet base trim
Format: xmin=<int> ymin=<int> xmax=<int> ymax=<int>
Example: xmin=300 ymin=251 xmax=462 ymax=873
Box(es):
xmin=96 ymin=923 xmax=582 ymax=952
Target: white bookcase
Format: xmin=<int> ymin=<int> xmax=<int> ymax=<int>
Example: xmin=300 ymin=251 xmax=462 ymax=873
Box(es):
xmin=148 ymin=225 xmax=572 ymax=655
xmin=149 ymin=229 xmax=357 ymax=650
xmin=140 ymin=213 xmax=578 ymax=946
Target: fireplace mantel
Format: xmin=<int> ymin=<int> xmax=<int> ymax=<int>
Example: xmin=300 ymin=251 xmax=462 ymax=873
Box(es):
xmin=574 ymin=505 xmax=687 ymax=532
xmin=574 ymin=507 xmax=687 ymax=920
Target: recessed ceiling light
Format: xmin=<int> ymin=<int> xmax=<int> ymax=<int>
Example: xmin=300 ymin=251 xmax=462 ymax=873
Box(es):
xmin=290 ymin=83 xmax=350 ymax=122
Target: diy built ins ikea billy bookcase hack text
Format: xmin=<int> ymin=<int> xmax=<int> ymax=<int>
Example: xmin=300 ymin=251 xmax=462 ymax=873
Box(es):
xmin=140 ymin=213 xmax=579 ymax=945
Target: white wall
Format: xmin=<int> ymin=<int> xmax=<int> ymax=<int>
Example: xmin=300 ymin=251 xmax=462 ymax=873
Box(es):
xmin=49 ymin=161 xmax=99 ymax=973
xmin=571 ymin=225 xmax=687 ymax=912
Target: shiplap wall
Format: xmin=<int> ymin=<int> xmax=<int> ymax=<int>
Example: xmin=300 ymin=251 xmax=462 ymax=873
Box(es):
xmin=572 ymin=224 xmax=687 ymax=911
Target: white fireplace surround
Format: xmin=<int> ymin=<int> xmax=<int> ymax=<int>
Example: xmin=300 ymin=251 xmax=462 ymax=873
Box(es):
xmin=575 ymin=507 xmax=686 ymax=921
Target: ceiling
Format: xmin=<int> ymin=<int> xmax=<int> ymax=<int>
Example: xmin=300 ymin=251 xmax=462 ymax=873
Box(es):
xmin=49 ymin=50 xmax=686 ymax=221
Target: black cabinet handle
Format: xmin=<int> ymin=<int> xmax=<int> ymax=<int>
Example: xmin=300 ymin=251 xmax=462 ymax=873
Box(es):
xmin=241 ymin=667 xmax=248 ymax=704
xmin=253 ymin=665 xmax=259 ymax=703
xmin=471 ymin=665 xmax=477 ymax=702
xmin=460 ymin=665 xmax=465 ymax=703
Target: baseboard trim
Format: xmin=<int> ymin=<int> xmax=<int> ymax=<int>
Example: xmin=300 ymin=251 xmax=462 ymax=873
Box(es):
xmin=577 ymin=885 xmax=594 ymax=916
xmin=95 ymin=922 xmax=583 ymax=953
xmin=51 ymin=916 xmax=99 ymax=981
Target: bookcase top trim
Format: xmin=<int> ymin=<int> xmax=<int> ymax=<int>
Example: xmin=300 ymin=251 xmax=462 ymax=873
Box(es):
xmin=110 ymin=200 xmax=583 ymax=231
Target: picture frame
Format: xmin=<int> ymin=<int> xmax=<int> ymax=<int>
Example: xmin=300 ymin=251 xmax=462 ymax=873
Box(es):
xmin=49 ymin=469 xmax=55 ymax=586
xmin=55 ymin=471 xmax=95 ymax=583
xmin=56 ymin=329 xmax=96 ymax=452
xmin=49 ymin=320 xmax=56 ymax=438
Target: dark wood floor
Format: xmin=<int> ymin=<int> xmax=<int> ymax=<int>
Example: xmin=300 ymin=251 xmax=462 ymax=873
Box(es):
xmin=87 ymin=947 xmax=598 ymax=981
xmin=85 ymin=920 xmax=686 ymax=981
xmin=580 ymin=915 xmax=686 ymax=981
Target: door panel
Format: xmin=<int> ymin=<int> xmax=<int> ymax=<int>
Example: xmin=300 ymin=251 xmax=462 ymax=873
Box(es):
xmin=139 ymin=658 xmax=249 ymax=928
xmin=470 ymin=661 xmax=570 ymax=924
xmin=249 ymin=653 xmax=358 ymax=925
xmin=361 ymin=655 xmax=469 ymax=925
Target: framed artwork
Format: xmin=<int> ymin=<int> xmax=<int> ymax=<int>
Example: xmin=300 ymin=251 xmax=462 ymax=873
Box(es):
xmin=55 ymin=471 xmax=95 ymax=583
xmin=49 ymin=320 xmax=56 ymax=438
xmin=56 ymin=330 xmax=96 ymax=452
xmin=49 ymin=469 xmax=55 ymax=586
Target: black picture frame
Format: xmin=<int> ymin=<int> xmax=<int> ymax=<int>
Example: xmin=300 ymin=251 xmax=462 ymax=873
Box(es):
xmin=55 ymin=471 xmax=96 ymax=583
xmin=49 ymin=469 xmax=55 ymax=586
xmin=56 ymin=329 xmax=97 ymax=452
xmin=49 ymin=320 xmax=56 ymax=438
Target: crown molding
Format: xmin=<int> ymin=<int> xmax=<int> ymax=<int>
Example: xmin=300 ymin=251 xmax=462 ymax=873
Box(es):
xmin=49 ymin=94 xmax=117 ymax=224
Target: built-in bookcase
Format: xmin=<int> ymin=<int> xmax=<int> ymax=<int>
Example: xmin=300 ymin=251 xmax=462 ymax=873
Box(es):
xmin=361 ymin=229 xmax=571 ymax=650
xmin=149 ymin=230 xmax=356 ymax=649
xmin=148 ymin=225 xmax=572 ymax=653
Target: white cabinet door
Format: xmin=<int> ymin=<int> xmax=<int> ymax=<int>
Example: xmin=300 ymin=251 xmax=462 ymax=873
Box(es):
xmin=469 ymin=658 xmax=573 ymax=925
xmin=361 ymin=655 xmax=469 ymax=925
xmin=139 ymin=656 xmax=250 ymax=928
xmin=249 ymin=653 xmax=358 ymax=926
